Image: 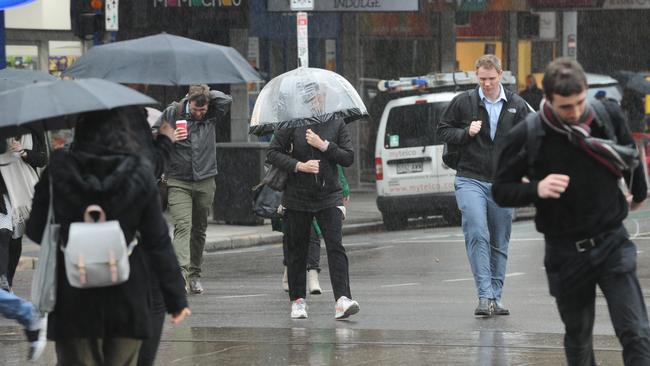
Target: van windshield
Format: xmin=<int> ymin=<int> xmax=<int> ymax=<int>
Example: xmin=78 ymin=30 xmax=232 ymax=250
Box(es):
xmin=384 ymin=102 xmax=448 ymax=149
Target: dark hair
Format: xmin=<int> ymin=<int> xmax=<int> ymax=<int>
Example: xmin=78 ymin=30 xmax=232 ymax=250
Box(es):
xmin=542 ymin=58 xmax=587 ymax=101
xmin=187 ymin=84 xmax=210 ymax=107
xmin=73 ymin=107 xmax=143 ymax=154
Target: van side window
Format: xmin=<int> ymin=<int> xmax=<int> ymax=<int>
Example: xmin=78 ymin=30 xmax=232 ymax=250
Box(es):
xmin=384 ymin=102 xmax=448 ymax=149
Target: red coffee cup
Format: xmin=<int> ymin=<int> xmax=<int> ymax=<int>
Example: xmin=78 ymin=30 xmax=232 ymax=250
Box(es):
xmin=175 ymin=120 xmax=188 ymax=140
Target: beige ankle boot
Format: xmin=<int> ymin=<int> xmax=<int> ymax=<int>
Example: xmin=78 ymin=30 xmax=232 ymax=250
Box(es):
xmin=307 ymin=269 xmax=322 ymax=295
xmin=282 ymin=266 xmax=289 ymax=292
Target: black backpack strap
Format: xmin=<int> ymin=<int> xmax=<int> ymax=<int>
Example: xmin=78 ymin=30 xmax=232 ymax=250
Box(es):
xmin=525 ymin=113 xmax=544 ymax=178
xmin=468 ymin=89 xmax=479 ymax=121
xmin=589 ymin=100 xmax=617 ymax=142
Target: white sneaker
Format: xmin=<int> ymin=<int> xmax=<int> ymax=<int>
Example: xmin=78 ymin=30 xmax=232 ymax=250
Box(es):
xmin=291 ymin=298 xmax=308 ymax=319
xmin=307 ymin=270 xmax=322 ymax=295
xmin=335 ymin=296 xmax=359 ymax=320
xmin=26 ymin=313 xmax=47 ymax=362
xmin=282 ymin=266 xmax=289 ymax=292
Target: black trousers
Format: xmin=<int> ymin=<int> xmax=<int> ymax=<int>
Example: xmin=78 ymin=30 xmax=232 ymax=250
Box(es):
xmin=137 ymin=282 xmax=165 ymax=366
xmin=285 ymin=207 xmax=350 ymax=301
xmin=283 ymin=224 xmax=321 ymax=272
xmin=545 ymin=226 xmax=650 ymax=366
xmin=7 ymin=237 xmax=21 ymax=286
xmin=0 ymin=231 xmax=21 ymax=289
xmin=0 ymin=229 xmax=11 ymax=290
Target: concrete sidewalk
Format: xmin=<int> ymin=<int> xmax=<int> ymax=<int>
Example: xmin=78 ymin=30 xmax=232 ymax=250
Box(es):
xmin=17 ymin=190 xmax=383 ymax=271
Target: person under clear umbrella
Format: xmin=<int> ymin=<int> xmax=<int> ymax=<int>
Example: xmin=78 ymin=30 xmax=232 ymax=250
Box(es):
xmin=267 ymin=117 xmax=359 ymax=320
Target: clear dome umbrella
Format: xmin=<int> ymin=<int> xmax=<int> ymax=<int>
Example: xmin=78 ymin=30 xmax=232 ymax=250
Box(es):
xmin=249 ymin=67 xmax=368 ymax=136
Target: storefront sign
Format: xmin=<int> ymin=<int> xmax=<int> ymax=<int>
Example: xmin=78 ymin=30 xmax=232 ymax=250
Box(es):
xmin=154 ymin=0 xmax=243 ymax=7
xmin=528 ymin=0 xmax=601 ymax=8
xmin=538 ymin=12 xmax=555 ymax=39
xmin=268 ymin=0 xmax=418 ymax=12
xmin=297 ymin=12 xmax=309 ymax=67
xmin=603 ymin=0 xmax=650 ymax=8
xmin=105 ymin=0 xmax=119 ymax=31
xmin=291 ymin=0 xmax=314 ymax=11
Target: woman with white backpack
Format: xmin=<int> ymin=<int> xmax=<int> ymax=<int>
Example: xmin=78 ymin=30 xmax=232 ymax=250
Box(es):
xmin=26 ymin=107 xmax=189 ymax=365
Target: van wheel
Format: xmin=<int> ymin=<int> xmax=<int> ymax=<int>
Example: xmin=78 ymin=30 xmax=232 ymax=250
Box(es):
xmin=443 ymin=209 xmax=462 ymax=226
xmin=383 ymin=213 xmax=407 ymax=231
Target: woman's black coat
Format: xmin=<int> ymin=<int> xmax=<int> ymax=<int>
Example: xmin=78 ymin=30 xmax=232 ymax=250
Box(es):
xmin=266 ymin=118 xmax=354 ymax=212
xmin=26 ymin=149 xmax=187 ymax=340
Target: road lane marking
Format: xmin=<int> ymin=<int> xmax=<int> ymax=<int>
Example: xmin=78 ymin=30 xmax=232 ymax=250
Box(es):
xmin=444 ymin=272 xmax=526 ymax=283
xmin=505 ymin=272 xmax=526 ymax=278
xmin=442 ymin=277 xmax=473 ymax=283
xmin=380 ymin=283 xmax=419 ymax=288
xmin=215 ymin=294 xmax=267 ymax=299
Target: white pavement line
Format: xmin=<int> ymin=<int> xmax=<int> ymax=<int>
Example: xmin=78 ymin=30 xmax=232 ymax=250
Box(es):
xmin=206 ymin=246 xmax=273 ymax=256
xmin=215 ymin=294 xmax=267 ymax=299
xmin=380 ymin=283 xmax=419 ymax=288
xmin=505 ymin=272 xmax=526 ymax=278
xmin=444 ymin=272 xmax=526 ymax=283
xmin=347 ymin=245 xmax=395 ymax=252
xmin=390 ymin=237 xmax=545 ymax=244
xmin=442 ymin=277 xmax=473 ymax=283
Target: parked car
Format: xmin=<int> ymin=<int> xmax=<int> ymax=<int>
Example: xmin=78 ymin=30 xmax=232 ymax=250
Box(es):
xmin=586 ymin=72 xmax=622 ymax=103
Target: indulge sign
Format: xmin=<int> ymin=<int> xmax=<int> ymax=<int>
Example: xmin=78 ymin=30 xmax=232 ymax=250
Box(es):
xmin=267 ymin=0 xmax=419 ymax=12
xmin=154 ymin=0 xmax=243 ymax=7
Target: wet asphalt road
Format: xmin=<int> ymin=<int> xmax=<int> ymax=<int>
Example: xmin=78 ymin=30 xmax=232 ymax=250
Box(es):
xmin=3 ymin=208 xmax=650 ymax=365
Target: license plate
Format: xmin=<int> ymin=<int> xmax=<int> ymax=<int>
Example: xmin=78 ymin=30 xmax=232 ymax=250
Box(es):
xmin=396 ymin=162 xmax=423 ymax=174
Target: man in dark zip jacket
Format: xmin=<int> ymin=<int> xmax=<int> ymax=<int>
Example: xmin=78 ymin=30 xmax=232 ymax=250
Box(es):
xmin=156 ymin=85 xmax=232 ymax=294
xmin=492 ymin=58 xmax=650 ymax=366
xmin=437 ymin=54 xmax=530 ymax=317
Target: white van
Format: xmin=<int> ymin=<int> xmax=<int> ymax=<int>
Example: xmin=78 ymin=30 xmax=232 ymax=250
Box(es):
xmin=374 ymin=72 xmax=517 ymax=230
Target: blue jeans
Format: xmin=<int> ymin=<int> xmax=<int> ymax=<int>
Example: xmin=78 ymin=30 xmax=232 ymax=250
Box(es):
xmin=0 ymin=289 xmax=35 ymax=328
xmin=454 ymin=176 xmax=513 ymax=300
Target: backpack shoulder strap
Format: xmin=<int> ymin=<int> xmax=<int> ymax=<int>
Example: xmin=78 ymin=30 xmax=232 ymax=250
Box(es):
xmin=589 ymin=100 xmax=617 ymax=142
xmin=525 ymin=113 xmax=544 ymax=177
xmin=468 ymin=89 xmax=479 ymax=120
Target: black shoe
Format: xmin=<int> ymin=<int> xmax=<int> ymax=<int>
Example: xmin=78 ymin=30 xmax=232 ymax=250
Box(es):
xmin=492 ymin=300 xmax=510 ymax=315
xmin=189 ymin=278 xmax=204 ymax=294
xmin=474 ymin=298 xmax=493 ymax=317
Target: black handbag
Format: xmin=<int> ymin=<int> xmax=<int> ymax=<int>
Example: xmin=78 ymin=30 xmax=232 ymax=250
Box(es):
xmin=157 ymin=174 xmax=169 ymax=211
xmin=261 ymin=164 xmax=288 ymax=192
xmin=253 ymin=184 xmax=283 ymax=219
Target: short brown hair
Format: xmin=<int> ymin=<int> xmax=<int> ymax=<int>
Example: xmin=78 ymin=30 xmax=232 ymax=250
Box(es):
xmin=542 ymin=58 xmax=587 ymax=101
xmin=187 ymin=84 xmax=210 ymax=106
xmin=475 ymin=54 xmax=502 ymax=72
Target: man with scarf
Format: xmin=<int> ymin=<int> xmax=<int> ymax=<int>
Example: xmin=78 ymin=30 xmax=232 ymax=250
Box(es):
xmin=492 ymin=58 xmax=650 ymax=365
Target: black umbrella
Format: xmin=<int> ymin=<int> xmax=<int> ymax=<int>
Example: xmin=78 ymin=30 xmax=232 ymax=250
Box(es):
xmin=0 ymin=78 xmax=157 ymax=137
xmin=62 ymin=33 xmax=262 ymax=85
xmin=625 ymin=74 xmax=650 ymax=95
xmin=0 ymin=68 xmax=57 ymax=92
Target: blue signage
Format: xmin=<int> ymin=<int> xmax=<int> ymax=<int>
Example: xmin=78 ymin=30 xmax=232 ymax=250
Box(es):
xmin=0 ymin=0 xmax=35 ymax=11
